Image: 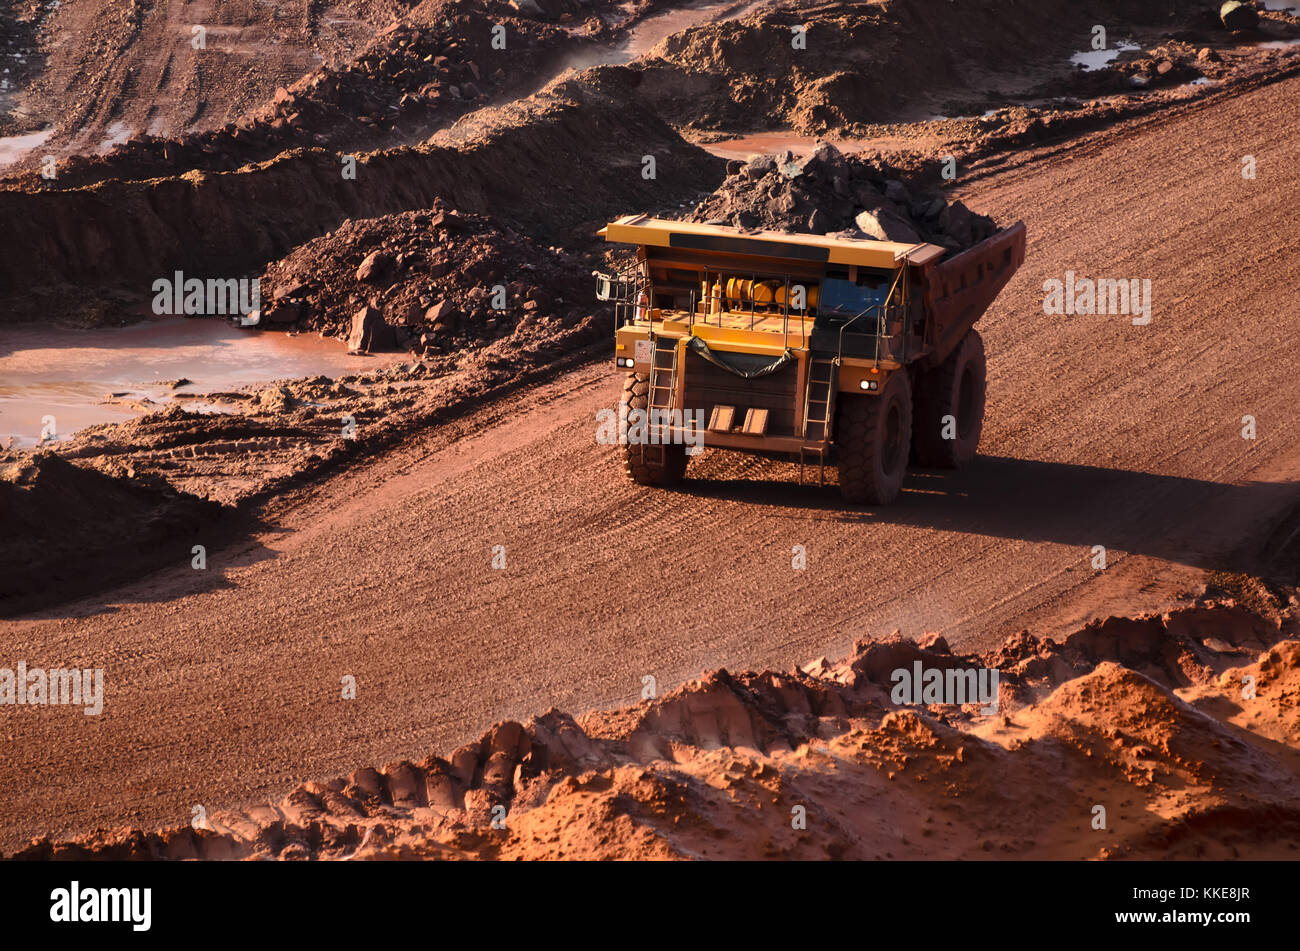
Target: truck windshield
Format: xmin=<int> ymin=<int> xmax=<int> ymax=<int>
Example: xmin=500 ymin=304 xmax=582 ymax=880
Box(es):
xmin=819 ymin=272 xmax=892 ymax=320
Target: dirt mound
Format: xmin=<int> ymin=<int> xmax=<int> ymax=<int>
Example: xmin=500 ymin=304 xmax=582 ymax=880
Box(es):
xmin=0 ymin=452 xmax=223 ymax=615
xmin=687 ymin=144 xmax=997 ymax=252
xmin=8 ymin=0 xmax=1296 ymax=192
xmin=17 ymin=602 xmax=1298 ymax=859
xmin=636 ymin=0 xmax=1240 ymax=135
xmin=259 ymin=201 xmax=592 ymax=355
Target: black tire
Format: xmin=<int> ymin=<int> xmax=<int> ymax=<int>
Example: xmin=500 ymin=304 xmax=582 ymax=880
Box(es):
xmin=912 ymin=329 xmax=986 ymax=469
xmin=619 ymin=372 xmax=687 ymax=486
xmin=836 ymin=370 xmax=912 ymax=505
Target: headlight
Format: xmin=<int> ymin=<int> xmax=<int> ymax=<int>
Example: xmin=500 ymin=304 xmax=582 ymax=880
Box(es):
xmin=859 ymin=379 xmax=878 ymax=391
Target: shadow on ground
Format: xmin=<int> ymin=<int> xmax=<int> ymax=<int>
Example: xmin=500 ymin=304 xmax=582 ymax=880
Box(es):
xmin=677 ymin=453 xmax=1300 ymax=575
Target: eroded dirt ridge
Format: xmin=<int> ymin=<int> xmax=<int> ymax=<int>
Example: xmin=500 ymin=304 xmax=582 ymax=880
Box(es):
xmin=15 ymin=602 xmax=1298 ymax=860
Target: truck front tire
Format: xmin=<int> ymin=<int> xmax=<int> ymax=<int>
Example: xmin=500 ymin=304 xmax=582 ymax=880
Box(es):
xmin=836 ymin=371 xmax=912 ymax=505
xmin=620 ymin=372 xmax=687 ymax=486
xmin=913 ymin=329 xmax=987 ymax=469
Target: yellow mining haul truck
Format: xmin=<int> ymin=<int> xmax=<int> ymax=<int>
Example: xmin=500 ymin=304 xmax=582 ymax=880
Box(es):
xmin=595 ymin=214 xmax=1027 ymax=504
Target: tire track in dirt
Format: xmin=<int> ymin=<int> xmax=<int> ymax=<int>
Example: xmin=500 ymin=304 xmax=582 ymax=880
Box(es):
xmin=3 ymin=73 xmax=1300 ymax=849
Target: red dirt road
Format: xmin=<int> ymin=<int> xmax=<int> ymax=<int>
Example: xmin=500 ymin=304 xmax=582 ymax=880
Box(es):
xmin=4 ymin=76 xmax=1300 ymax=849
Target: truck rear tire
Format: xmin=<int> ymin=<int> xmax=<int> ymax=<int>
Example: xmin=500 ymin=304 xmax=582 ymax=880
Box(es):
xmin=913 ymin=329 xmax=986 ymax=469
xmin=620 ymin=372 xmax=687 ymax=486
xmin=836 ymin=371 xmax=912 ymax=505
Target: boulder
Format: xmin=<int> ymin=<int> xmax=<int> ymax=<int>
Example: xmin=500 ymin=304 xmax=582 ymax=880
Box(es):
xmin=257 ymin=386 xmax=296 ymax=413
xmin=1220 ymin=2 xmax=1259 ymax=32
xmin=743 ymin=154 xmax=776 ymax=179
xmin=853 ymin=181 xmax=887 ymax=210
xmin=884 ymin=179 xmax=911 ymax=207
xmin=801 ymin=143 xmax=848 ymax=183
xmin=430 ymin=211 xmax=469 ymax=232
xmin=347 ymin=305 xmax=396 ymax=353
xmin=273 ymin=279 xmax=307 ymax=300
xmin=424 ymin=300 xmax=457 ymax=324
xmin=942 ymin=200 xmax=975 ymax=248
xmin=356 ymin=250 xmax=394 ymax=284
xmin=854 ymin=208 xmax=921 ymax=244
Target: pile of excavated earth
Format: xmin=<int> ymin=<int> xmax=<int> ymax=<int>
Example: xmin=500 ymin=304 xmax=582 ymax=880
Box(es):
xmin=637 ymin=0 xmax=1291 ymax=133
xmin=258 ymin=201 xmax=593 ymax=355
xmin=0 ymin=0 xmax=717 ymax=189
xmin=14 ymin=598 xmax=1299 ymax=860
xmin=0 ymin=66 xmax=723 ymax=326
xmin=689 ymin=144 xmax=997 ymax=250
xmin=4 ymin=0 xmax=1298 ymax=317
xmin=0 ymin=0 xmax=398 ymax=155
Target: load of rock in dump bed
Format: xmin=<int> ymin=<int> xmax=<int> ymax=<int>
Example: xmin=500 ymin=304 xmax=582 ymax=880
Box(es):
xmin=687 ymin=143 xmax=998 ymax=253
xmin=259 ymin=201 xmax=592 ymax=357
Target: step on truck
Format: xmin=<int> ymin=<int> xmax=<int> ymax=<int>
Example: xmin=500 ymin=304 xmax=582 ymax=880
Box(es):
xmin=595 ymin=214 xmax=1027 ymax=504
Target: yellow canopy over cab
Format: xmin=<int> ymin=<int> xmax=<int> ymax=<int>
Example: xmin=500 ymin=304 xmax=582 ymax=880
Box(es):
xmin=599 ymin=214 xmax=947 ymax=269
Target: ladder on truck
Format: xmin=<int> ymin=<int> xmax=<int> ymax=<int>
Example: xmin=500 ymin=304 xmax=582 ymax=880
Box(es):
xmin=645 ymin=336 xmax=679 ymax=467
xmin=799 ymin=357 xmax=837 ymax=485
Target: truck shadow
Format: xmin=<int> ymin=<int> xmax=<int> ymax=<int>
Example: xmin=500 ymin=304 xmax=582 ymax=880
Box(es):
xmin=677 ymin=453 xmax=1300 ymax=574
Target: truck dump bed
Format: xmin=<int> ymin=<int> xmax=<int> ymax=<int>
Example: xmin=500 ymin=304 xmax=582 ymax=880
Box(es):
xmin=920 ymin=221 xmax=1027 ymax=368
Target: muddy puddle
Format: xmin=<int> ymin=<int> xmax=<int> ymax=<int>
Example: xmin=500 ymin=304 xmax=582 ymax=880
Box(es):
xmin=0 ymin=129 xmax=53 ymax=168
xmin=701 ymin=132 xmax=927 ymax=160
xmin=96 ymin=121 xmax=134 ymax=155
xmin=552 ymin=0 xmax=765 ymax=76
xmin=1070 ymin=41 xmax=1140 ymax=71
xmin=620 ymin=0 xmax=764 ymax=60
xmin=0 ymin=319 xmax=397 ymax=448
